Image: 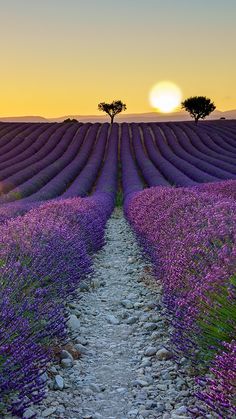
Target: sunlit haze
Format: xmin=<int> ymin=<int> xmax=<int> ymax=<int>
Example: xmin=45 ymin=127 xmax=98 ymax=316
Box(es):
xmin=149 ymin=82 xmax=182 ymax=113
xmin=0 ymin=0 xmax=236 ymax=117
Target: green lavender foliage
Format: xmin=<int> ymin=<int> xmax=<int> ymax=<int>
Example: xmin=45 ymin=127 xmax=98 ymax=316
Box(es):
xmin=115 ymin=190 xmax=123 ymax=207
xmin=196 ymin=274 xmax=236 ymax=364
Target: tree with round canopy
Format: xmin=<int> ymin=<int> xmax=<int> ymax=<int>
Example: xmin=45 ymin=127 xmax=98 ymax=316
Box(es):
xmin=98 ymin=100 xmax=127 ymax=124
xmin=181 ymin=96 xmax=216 ymax=124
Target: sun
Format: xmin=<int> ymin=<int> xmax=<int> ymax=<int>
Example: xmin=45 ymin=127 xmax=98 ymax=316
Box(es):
xmin=149 ymin=81 xmax=182 ymax=113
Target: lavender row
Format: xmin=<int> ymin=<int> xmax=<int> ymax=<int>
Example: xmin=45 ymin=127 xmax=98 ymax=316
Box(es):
xmin=160 ymin=123 xmax=236 ymax=179
xmin=0 ymin=123 xmax=23 ymax=143
xmin=124 ymin=181 xmax=236 ymax=417
xmin=190 ymin=122 xmax=236 ymax=156
xmin=177 ymin=122 xmax=236 ymax=165
xmin=14 ymin=123 xmax=94 ymax=203
xmin=169 ymin=123 xmax=236 ymax=174
xmin=61 ymin=123 xmax=109 ymax=198
xmin=0 ymin=123 xmax=38 ymax=156
xmin=141 ymin=124 xmax=196 ymax=186
xmin=150 ymin=124 xmax=219 ymax=183
xmin=0 ymin=123 xmax=31 ymax=151
xmin=0 ymin=124 xmax=79 ymax=199
xmin=121 ymin=123 xmax=144 ymax=198
xmin=131 ymin=123 xmax=170 ymax=187
xmin=0 ymin=123 xmax=73 ymax=189
xmin=93 ymin=123 xmax=119 ymax=199
xmin=202 ymin=123 xmax=236 ymax=150
xmin=0 ymin=123 xmax=57 ymax=170
xmin=0 ymin=191 xmax=115 ymax=416
xmin=0 ymin=123 xmax=43 ymax=164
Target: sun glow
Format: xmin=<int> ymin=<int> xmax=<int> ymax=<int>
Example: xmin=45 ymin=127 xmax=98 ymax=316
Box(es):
xmin=149 ymin=81 xmax=182 ymax=113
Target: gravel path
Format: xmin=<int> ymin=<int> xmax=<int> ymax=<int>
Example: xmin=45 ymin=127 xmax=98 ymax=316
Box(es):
xmin=23 ymin=209 xmax=212 ymax=419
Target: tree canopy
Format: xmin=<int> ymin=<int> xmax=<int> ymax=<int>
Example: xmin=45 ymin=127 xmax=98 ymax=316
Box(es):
xmin=98 ymin=100 xmax=127 ymax=124
xmin=181 ymin=96 xmax=216 ymax=123
xmin=63 ymin=118 xmax=78 ymax=123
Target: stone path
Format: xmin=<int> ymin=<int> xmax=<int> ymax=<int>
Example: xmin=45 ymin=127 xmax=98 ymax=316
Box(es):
xmin=23 ymin=209 xmax=213 ymax=419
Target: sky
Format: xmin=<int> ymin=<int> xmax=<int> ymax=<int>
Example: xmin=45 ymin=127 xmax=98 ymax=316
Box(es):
xmin=0 ymin=0 xmax=235 ymax=117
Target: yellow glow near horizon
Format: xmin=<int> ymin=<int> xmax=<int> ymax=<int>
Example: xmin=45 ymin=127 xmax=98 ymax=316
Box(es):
xmin=149 ymin=82 xmax=182 ymax=113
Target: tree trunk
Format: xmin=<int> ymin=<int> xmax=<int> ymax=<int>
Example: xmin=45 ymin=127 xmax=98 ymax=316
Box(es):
xmin=110 ymin=115 xmax=114 ymax=125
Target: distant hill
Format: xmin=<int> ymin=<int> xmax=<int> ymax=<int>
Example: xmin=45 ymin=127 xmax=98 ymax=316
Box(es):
xmin=1 ymin=109 xmax=236 ymax=123
xmin=0 ymin=116 xmax=49 ymax=123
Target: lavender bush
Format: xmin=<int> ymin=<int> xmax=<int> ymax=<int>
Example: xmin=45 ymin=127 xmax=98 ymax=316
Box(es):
xmin=0 ymin=193 xmax=113 ymax=416
xmin=125 ymin=180 xmax=236 ymax=417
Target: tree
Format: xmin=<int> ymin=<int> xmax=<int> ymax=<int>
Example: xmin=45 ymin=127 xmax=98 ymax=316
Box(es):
xmin=63 ymin=118 xmax=78 ymax=123
xmin=98 ymin=100 xmax=127 ymax=124
xmin=181 ymin=96 xmax=216 ymax=124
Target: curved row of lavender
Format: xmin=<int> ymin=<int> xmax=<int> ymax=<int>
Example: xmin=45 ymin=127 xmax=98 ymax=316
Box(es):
xmin=171 ymin=123 xmax=236 ymax=169
xmin=0 ymin=123 xmax=43 ymax=155
xmin=130 ymin=123 xmax=170 ymax=187
xmin=0 ymin=124 xmax=80 ymax=198
xmin=124 ymin=171 xmax=236 ymax=416
xmin=0 ymin=125 xmax=118 ymax=416
xmin=140 ymin=123 xmax=198 ymax=186
xmin=160 ymin=123 xmax=236 ymax=179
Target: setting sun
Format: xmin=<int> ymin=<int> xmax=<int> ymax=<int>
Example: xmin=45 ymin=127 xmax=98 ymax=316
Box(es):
xmin=149 ymin=81 xmax=182 ymax=113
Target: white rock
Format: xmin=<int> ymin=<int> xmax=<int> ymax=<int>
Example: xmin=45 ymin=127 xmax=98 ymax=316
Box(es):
xmin=42 ymin=407 xmax=57 ymax=417
xmin=74 ymin=343 xmax=88 ymax=354
xmin=39 ymin=372 xmax=48 ymax=383
xmin=174 ymin=406 xmax=188 ymax=415
xmin=61 ymin=358 xmax=73 ymax=368
xmin=156 ymin=348 xmax=173 ymax=360
xmin=134 ymin=302 xmax=144 ymax=309
xmin=126 ymin=316 xmax=138 ymax=324
xmin=68 ymin=314 xmax=80 ymax=331
xmin=144 ymin=322 xmax=158 ymax=331
xmin=133 ymin=379 xmax=149 ymax=387
xmin=106 ymin=314 xmax=120 ymax=325
xmin=141 ymin=358 xmax=152 ymax=367
xmin=23 ymin=409 xmax=36 ymax=418
xmin=121 ymin=299 xmax=134 ymax=309
xmin=75 ymin=336 xmax=88 ymax=345
xmin=60 ymin=349 xmax=73 ymax=361
xmin=91 ymin=278 xmax=100 ymax=288
xmin=54 ymin=374 xmax=64 ymax=390
xmin=150 ymin=330 xmax=163 ymax=339
xmin=79 ymin=282 xmax=90 ymax=292
xmin=48 ymin=366 xmax=57 ymax=374
xmin=116 ymin=387 xmax=127 ymax=393
xmin=139 ymin=410 xmax=153 ymax=418
xmin=144 ymin=346 xmax=157 ymax=356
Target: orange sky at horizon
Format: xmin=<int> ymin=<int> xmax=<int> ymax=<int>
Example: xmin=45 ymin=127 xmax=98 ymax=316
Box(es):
xmin=0 ymin=0 xmax=235 ymax=117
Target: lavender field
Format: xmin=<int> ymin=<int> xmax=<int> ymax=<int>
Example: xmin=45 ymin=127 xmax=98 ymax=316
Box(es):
xmin=0 ymin=121 xmax=236 ymax=205
xmin=0 ymin=120 xmax=235 ymax=418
